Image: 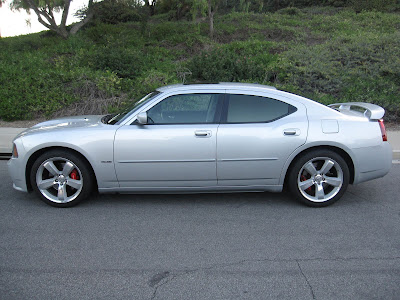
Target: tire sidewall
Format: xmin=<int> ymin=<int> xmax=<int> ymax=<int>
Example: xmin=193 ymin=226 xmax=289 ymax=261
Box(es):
xmin=30 ymin=150 xmax=93 ymax=207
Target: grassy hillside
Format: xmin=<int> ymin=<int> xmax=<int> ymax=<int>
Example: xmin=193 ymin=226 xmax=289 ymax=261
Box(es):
xmin=0 ymin=7 xmax=399 ymax=121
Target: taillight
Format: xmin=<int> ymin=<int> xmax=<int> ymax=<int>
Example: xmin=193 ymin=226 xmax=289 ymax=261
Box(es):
xmin=12 ymin=143 xmax=18 ymax=158
xmin=378 ymin=119 xmax=387 ymax=142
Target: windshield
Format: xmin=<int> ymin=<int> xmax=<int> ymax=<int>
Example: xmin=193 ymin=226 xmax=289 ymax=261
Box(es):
xmin=106 ymin=91 xmax=161 ymax=125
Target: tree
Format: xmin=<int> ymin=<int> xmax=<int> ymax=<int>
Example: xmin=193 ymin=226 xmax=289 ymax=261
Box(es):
xmin=207 ymin=0 xmax=222 ymax=39
xmin=189 ymin=0 xmax=222 ymax=39
xmin=144 ymin=0 xmax=157 ymax=15
xmin=0 ymin=0 xmax=6 ymax=37
xmin=10 ymin=0 xmax=95 ymax=38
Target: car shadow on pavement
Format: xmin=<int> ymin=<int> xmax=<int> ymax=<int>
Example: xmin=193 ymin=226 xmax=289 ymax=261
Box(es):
xmin=84 ymin=190 xmax=300 ymax=208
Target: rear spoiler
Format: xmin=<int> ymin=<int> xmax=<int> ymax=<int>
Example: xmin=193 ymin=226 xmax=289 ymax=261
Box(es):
xmin=328 ymin=102 xmax=385 ymax=120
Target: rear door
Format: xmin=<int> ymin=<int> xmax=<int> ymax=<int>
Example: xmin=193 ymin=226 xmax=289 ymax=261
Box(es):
xmin=217 ymin=91 xmax=308 ymax=186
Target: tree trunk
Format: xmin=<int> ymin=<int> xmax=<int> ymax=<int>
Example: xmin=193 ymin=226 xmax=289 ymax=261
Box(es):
xmin=208 ymin=0 xmax=215 ymax=39
xmin=22 ymin=0 xmax=93 ymax=39
xmin=275 ymin=0 xmax=280 ymax=11
xmin=209 ymin=11 xmax=214 ymax=39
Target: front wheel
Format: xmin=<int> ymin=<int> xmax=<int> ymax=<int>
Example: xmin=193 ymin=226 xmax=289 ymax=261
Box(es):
xmin=288 ymin=150 xmax=350 ymax=207
xmin=30 ymin=150 xmax=94 ymax=207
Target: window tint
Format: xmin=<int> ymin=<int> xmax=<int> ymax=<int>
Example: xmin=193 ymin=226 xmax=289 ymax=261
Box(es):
xmin=226 ymin=94 xmax=296 ymax=123
xmin=147 ymin=94 xmax=220 ymax=124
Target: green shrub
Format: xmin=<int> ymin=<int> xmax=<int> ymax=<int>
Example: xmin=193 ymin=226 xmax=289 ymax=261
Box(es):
xmin=189 ymin=40 xmax=278 ymax=82
xmin=348 ymin=0 xmax=397 ymax=12
xmin=277 ymin=7 xmax=304 ymax=16
xmin=275 ymin=31 xmax=400 ymax=118
xmin=84 ymin=46 xmax=144 ymax=79
xmin=91 ymin=0 xmax=141 ymax=24
xmin=0 ymin=52 xmax=77 ymax=120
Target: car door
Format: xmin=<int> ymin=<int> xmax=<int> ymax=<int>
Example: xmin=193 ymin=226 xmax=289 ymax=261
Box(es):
xmin=114 ymin=92 xmax=223 ymax=189
xmin=217 ymin=91 xmax=308 ymax=186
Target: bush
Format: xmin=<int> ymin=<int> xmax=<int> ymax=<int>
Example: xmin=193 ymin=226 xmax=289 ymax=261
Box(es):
xmin=277 ymin=7 xmax=304 ymax=16
xmin=189 ymin=40 xmax=278 ymax=83
xmin=84 ymin=46 xmax=144 ymax=79
xmin=348 ymin=0 xmax=397 ymax=12
xmin=0 ymin=52 xmax=77 ymax=120
xmin=91 ymin=0 xmax=141 ymax=24
xmin=275 ymin=31 xmax=400 ymax=118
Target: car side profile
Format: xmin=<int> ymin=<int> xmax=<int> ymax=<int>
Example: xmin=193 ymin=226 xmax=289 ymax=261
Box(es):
xmin=8 ymin=83 xmax=392 ymax=207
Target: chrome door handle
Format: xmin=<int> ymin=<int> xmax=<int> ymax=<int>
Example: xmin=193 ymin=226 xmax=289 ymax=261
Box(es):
xmin=195 ymin=130 xmax=211 ymax=137
xmin=283 ymin=129 xmax=300 ymax=136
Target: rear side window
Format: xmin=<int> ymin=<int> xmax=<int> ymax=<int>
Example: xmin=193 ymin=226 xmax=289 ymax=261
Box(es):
xmin=225 ymin=94 xmax=296 ymax=123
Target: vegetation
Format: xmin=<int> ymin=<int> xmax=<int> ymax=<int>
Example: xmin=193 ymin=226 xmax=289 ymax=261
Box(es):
xmin=0 ymin=2 xmax=400 ymax=121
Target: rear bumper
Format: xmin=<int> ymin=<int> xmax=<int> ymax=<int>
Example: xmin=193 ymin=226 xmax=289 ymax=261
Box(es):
xmin=353 ymin=142 xmax=392 ymax=185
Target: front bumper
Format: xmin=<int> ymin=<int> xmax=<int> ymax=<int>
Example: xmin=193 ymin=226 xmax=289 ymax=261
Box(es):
xmin=8 ymin=157 xmax=28 ymax=192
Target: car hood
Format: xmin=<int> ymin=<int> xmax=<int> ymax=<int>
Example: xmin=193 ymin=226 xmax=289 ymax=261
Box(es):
xmin=17 ymin=115 xmax=105 ymax=138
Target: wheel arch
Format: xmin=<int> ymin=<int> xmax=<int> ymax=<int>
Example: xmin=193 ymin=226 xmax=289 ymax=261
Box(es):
xmin=283 ymin=145 xmax=355 ymax=188
xmin=25 ymin=146 xmax=98 ymax=192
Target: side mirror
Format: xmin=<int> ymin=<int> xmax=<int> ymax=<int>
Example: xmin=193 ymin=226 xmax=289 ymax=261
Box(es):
xmin=136 ymin=111 xmax=148 ymax=125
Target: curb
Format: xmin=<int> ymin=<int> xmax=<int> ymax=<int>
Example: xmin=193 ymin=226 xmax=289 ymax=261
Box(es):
xmin=0 ymin=128 xmax=26 ymax=154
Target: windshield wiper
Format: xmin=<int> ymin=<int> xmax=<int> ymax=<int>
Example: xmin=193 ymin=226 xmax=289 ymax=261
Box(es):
xmin=101 ymin=114 xmax=115 ymax=124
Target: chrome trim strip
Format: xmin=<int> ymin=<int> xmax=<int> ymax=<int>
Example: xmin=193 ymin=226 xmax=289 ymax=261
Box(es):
xmin=118 ymin=159 xmax=216 ymax=164
xmin=218 ymin=158 xmax=278 ymax=162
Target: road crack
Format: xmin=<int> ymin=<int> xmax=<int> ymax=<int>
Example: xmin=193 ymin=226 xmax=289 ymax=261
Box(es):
xmin=147 ymin=256 xmax=400 ymax=299
xmin=296 ymin=260 xmax=316 ymax=299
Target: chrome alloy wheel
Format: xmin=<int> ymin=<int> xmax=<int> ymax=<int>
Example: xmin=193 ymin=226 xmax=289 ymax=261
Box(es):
xmin=36 ymin=157 xmax=83 ymax=204
xmin=297 ymin=157 xmax=343 ymax=203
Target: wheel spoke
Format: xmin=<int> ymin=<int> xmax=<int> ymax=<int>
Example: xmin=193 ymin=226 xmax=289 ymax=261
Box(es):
xmin=57 ymin=184 xmax=67 ymax=201
xmin=44 ymin=161 xmax=60 ymax=176
xmin=324 ymin=176 xmax=342 ymax=187
xmin=320 ymin=160 xmax=335 ymax=175
xmin=299 ymin=179 xmax=314 ymax=191
xmin=315 ymin=183 xmax=325 ymax=200
xmin=304 ymin=162 xmax=317 ymax=176
xmin=67 ymin=179 xmax=82 ymax=190
xmin=62 ymin=162 xmax=74 ymax=177
xmin=38 ymin=178 xmax=55 ymax=190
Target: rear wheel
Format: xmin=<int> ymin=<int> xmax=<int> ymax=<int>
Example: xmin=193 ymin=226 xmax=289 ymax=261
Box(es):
xmin=288 ymin=150 xmax=350 ymax=207
xmin=30 ymin=150 xmax=93 ymax=207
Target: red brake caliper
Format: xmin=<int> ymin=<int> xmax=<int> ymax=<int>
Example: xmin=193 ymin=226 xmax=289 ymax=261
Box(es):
xmin=70 ymin=169 xmax=79 ymax=180
xmin=301 ymin=174 xmax=312 ymax=192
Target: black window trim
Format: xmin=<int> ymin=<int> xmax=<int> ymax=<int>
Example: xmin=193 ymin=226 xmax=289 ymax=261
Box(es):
xmin=220 ymin=94 xmax=297 ymax=124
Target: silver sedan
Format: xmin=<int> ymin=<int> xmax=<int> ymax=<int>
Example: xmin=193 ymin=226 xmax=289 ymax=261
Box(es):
xmin=8 ymin=83 xmax=392 ymax=207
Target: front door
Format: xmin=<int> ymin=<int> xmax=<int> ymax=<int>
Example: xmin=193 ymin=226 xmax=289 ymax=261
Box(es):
xmin=114 ymin=93 xmax=223 ymax=189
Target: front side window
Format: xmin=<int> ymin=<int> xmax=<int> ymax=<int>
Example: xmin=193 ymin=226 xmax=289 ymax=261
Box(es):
xmin=107 ymin=91 xmax=160 ymax=125
xmin=147 ymin=93 xmax=221 ymax=124
xmin=225 ymin=94 xmax=296 ymax=123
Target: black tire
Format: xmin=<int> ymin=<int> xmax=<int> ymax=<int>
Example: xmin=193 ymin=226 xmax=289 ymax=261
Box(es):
xmin=288 ymin=149 xmax=350 ymax=207
xmin=30 ymin=149 xmax=94 ymax=207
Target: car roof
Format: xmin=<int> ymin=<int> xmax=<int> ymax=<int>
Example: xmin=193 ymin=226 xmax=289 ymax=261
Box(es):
xmin=156 ymin=82 xmax=277 ymax=93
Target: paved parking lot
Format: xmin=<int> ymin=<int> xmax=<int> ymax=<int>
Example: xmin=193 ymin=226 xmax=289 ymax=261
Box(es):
xmin=1 ymin=160 xmax=399 ymax=299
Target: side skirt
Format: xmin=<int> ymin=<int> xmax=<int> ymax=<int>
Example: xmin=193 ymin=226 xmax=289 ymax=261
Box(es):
xmin=98 ymin=185 xmax=283 ymax=194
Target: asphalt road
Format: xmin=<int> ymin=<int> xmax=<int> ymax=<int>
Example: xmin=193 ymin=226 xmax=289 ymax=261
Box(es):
xmin=1 ymin=160 xmax=399 ymax=300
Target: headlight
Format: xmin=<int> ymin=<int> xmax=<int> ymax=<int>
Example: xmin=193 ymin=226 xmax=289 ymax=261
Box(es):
xmin=12 ymin=143 xmax=18 ymax=158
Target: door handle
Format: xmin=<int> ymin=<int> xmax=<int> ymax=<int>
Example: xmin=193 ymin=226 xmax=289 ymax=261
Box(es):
xmin=283 ymin=129 xmax=300 ymax=136
xmin=195 ymin=130 xmax=211 ymax=137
